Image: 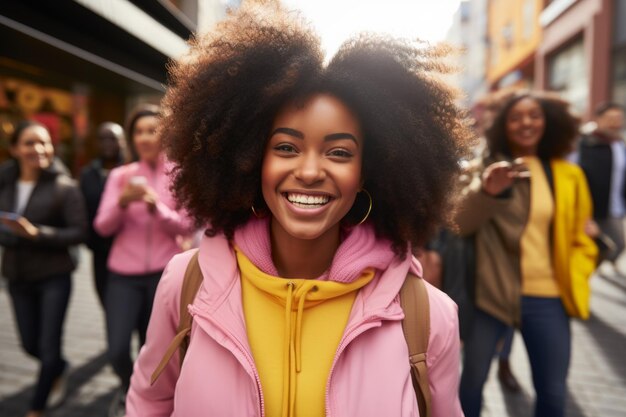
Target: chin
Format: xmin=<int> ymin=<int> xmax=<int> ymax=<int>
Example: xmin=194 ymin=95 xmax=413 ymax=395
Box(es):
xmin=275 ymin=219 xmax=338 ymax=242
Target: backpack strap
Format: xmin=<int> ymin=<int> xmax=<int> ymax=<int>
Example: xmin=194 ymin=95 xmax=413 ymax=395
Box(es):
xmin=400 ymin=272 xmax=431 ymax=417
xmin=150 ymin=250 xmax=203 ymax=385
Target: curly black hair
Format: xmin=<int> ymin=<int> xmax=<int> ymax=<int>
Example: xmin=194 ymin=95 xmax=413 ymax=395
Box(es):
xmin=161 ymin=1 xmax=472 ymax=252
xmin=484 ymin=91 xmax=580 ymax=160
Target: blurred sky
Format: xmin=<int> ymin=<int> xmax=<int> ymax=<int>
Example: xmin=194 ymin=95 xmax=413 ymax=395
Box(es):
xmin=282 ymin=0 xmax=462 ymax=57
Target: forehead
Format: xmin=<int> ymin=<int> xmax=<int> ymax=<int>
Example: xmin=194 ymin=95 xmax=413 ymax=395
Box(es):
xmin=135 ymin=115 xmax=158 ymax=127
xmin=509 ymin=97 xmax=542 ymax=113
xmin=19 ymin=125 xmax=51 ymax=142
xmin=272 ymin=94 xmax=362 ymax=135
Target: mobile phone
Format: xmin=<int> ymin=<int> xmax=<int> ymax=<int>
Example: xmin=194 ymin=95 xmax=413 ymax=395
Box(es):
xmin=129 ymin=176 xmax=147 ymax=186
xmin=0 ymin=211 xmax=20 ymax=221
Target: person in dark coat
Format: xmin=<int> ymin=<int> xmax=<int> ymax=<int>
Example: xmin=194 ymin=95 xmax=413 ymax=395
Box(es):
xmin=575 ymin=102 xmax=626 ymax=271
xmin=79 ymin=122 xmax=128 ymax=307
xmin=0 ymin=120 xmax=87 ymax=417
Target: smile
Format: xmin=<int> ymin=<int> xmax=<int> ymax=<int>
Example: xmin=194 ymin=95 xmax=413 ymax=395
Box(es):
xmin=284 ymin=192 xmax=331 ymax=208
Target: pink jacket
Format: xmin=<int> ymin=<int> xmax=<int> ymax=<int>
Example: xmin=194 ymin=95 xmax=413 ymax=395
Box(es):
xmin=126 ymin=232 xmax=463 ymax=416
xmin=94 ymin=157 xmax=192 ymax=275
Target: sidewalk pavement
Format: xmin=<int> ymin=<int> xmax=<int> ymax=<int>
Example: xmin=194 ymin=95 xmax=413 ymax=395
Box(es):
xmin=0 ymin=246 xmax=625 ymax=416
xmin=0 ymin=247 xmax=118 ymax=417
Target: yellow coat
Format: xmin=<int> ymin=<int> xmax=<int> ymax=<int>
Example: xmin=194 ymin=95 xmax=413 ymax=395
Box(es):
xmin=551 ymin=159 xmax=598 ymax=319
xmin=455 ymin=158 xmax=597 ymax=325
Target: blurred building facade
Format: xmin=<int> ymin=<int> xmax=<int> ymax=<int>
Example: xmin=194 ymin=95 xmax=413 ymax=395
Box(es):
xmin=447 ymin=0 xmax=624 ymax=120
xmin=447 ymin=0 xmax=490 ymax=106
xmin=0 ymin=0 xmax=236 ymax=173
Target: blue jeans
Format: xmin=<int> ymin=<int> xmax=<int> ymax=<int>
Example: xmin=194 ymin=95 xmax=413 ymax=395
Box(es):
xmin=497 ymin=327 xmax=514 ymax=359
xmin=8 ymin=274 xmax=71 ymax=411
xmin=460 ymin=297 xmax=571 ymax=417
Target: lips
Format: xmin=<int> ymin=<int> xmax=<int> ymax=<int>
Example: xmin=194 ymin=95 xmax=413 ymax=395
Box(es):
xmin=515 ymin=129 xmax=540 ymax=140
xmin=284 ymin=192 xmax=331 ymax=208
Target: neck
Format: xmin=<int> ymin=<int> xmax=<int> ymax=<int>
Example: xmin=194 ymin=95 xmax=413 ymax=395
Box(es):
xmin=144 ymin=156 xmax=159 ymax=170
xmin=19 ymin=166 xmax=40 ymax=182
xmin=511 ymin=147 xmax=537 ymax=158
xmin=101 ymin=157 xmax=120 ymax=169
xmin=596 ymin=129 xmax=619 ymax=142
xmin=269 ymin=219 xmax=341 ymax=279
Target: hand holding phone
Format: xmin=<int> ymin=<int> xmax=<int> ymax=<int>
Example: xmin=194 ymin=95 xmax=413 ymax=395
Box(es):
xmin=0 ymin=213 xmax=39 ymax=239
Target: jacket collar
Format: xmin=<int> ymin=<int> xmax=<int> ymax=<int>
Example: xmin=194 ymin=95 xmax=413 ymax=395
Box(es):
xmin=192 ymin=232 xmax=417 ymax=337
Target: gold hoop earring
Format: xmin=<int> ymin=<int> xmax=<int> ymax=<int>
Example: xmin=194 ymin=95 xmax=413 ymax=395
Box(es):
xmin=251 ymin=205 xmax=262 ymax=219
xmin=356 ymin=189 xmax=372 ymax=225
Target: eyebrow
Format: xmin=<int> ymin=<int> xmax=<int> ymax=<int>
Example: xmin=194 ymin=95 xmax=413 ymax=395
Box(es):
xmin=324 ymin=133 xmax=358 ymax=143
xmin=270 ymin=127 xmax=304 ymax=139
xmin=270 ymin=128 xmax=358 ymax=144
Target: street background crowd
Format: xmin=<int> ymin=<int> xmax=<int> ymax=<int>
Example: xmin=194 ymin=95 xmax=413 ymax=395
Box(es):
xmin=1 ymin=1 xmax=625 ymax=417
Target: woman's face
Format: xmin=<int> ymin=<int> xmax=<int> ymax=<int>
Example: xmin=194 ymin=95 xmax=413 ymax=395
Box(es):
xmin=505 ymin=97 xmax=545 ymax=157
xmin=11 ymin=125 xmax=53 ymax=172
xmin=133 ymin=115 xmax=160 ymax=163
xmin=262 ymin=94 xmax=364 ymax=242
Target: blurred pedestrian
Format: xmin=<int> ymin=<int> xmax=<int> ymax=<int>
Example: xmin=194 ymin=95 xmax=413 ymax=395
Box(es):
xmin=575 ymin=102 xmax=626 ymax=273
xmin=0 ymin=121 xmax=87 ymax=417
xmin=125 ymin=3 xmax=469 ymax=416
xmin=93 ymin=105 xmax=192 ymax=417
xmin=80 ymin=122 xmax=129 ymax=308
xmin=455 ymin=91 xmax=597 ymax=417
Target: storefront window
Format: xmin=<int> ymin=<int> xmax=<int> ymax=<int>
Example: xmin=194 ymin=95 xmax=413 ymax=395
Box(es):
xmin=0 ymin=76 xmax=75 ymax=166
xmin=548 ymin=38 xmax=587 ymax=114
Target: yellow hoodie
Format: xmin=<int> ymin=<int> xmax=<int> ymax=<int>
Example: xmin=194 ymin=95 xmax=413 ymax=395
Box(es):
xmin=237 ymin=248 xmax=374 ymax=417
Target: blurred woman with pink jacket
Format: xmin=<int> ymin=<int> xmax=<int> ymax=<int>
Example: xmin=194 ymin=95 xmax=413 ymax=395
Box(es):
xmin=94 ymin=105 xmax=192 ymax=416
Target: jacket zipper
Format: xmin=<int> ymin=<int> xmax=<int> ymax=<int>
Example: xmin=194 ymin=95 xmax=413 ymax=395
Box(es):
xmin=189 ymin=305 xmax=265 ymax=417
xmin=325 ymin=313 xmax=401 ymax=417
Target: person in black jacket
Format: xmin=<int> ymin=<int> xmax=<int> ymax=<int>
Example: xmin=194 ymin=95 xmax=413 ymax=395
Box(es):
xmin=79 ymin=122 xmax=128 ymax=307
xmin=576 ymin=103 xmax=625 ymax=271
xmin=0 ymin=121 xmax=87 ymax=417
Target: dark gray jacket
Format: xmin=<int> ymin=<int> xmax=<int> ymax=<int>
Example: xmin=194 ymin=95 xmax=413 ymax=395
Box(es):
xmin=0 ymin=160 xmax=87 ymax=281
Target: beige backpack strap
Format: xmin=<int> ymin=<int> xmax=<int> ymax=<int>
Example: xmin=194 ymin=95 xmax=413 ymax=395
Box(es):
xmin=400 ymin=272 xmax=431 ymax=417
xmin=150 ymin=250 xmax=203 ymax=385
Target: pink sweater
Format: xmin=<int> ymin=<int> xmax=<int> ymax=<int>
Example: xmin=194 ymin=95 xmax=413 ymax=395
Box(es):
xmin=94 ymin=157 xmax=192 ymax=275
xmin=127 ymin=220 xmax=463 ymax=416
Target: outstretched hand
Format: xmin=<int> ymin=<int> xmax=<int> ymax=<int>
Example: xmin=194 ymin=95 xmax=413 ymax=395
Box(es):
xmin=481 ymin=159 xmax=530 ymax=196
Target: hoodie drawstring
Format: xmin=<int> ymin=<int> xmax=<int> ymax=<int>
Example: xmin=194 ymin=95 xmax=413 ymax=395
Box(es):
xmin=282 ymin=282 xmax=318 ymax=417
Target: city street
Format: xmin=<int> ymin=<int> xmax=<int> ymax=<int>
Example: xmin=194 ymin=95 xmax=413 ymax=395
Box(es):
xmin=0 ymin=246 xmax=625 ymax=417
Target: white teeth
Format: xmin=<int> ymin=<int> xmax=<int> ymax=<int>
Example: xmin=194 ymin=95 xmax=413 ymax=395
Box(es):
xmin=286 ymin=193 xmax=330 ymax=207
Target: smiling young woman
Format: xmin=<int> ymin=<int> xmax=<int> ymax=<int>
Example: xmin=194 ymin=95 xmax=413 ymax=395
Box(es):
xmin=0 ymin=121 xmax=87 ymax=417
xmin=93 ymin=105 xmax=194 ymax=416
xmin=455 ymin=91 xmax=597 ymax=417
xmin=125 ymin=2 xmax=472 ymax=416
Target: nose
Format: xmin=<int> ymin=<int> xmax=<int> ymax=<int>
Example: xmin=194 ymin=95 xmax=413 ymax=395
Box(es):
xmin=521 ymin=115 xmax=534 ymax=126
xmin=294 ymin=152 xmax=325 ymax=184
xmin=34 ymin=143 xmax=46 ymax=155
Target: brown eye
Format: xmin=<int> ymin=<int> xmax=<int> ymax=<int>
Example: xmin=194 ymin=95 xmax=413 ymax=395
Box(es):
xmin=328 ymin=149 xmax=353 ymax=158
xmin=274 ymin=143 xmax=297 ymax=153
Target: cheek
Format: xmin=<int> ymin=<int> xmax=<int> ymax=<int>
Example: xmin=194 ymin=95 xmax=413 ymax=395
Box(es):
xmin=536 ymin=120 xmax=546 ymax=136
xmin=261 ymin=156 xmax=280 ymax=199
xmin=339 ymin=165 xmax=363 ymax=197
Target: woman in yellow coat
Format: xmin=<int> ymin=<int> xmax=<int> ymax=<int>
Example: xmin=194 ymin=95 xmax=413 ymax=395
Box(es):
xmin=455 ymin=91 xmax=597 ymax=417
